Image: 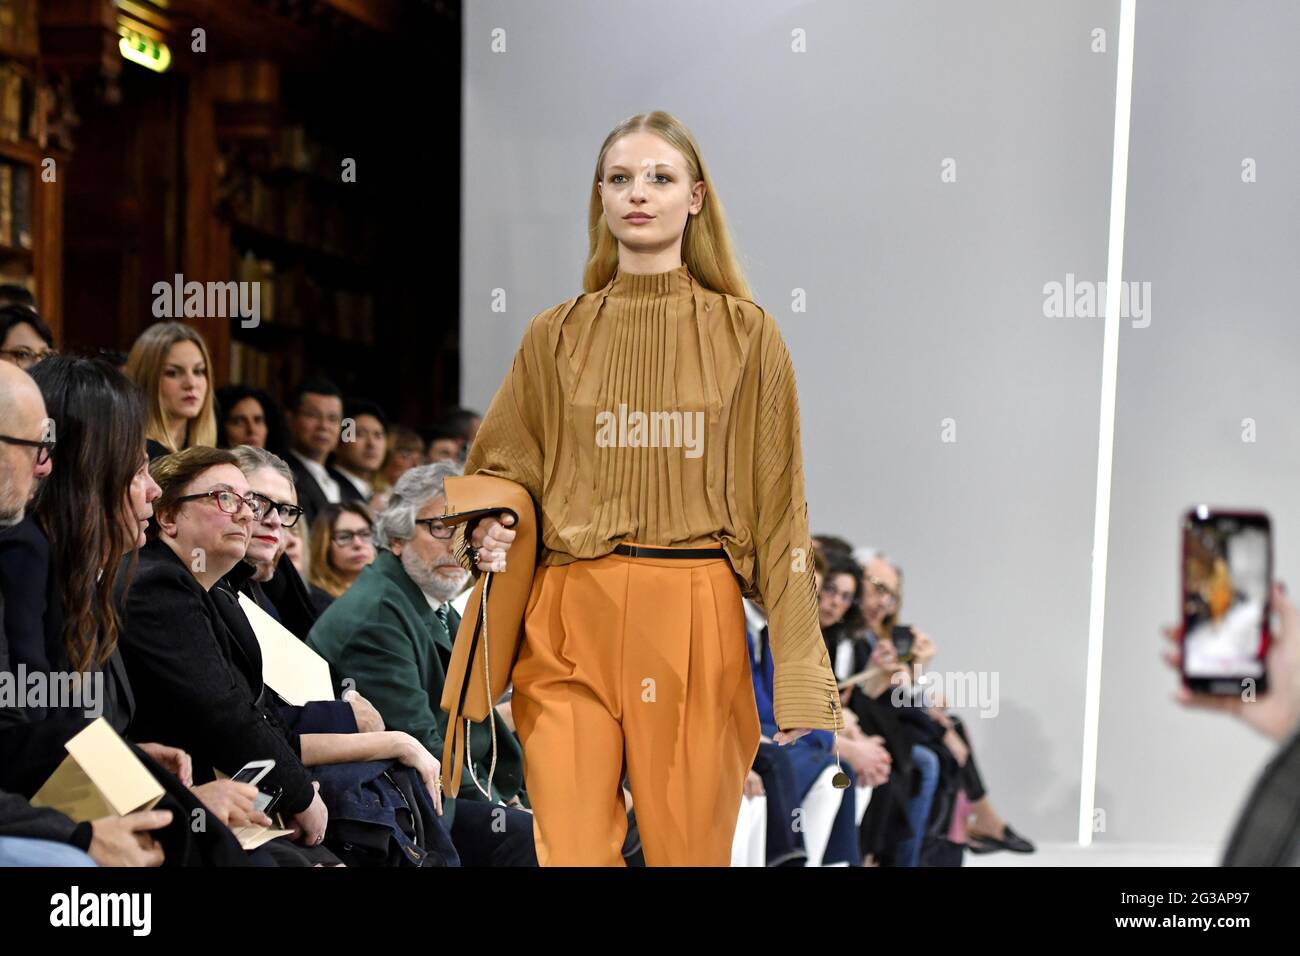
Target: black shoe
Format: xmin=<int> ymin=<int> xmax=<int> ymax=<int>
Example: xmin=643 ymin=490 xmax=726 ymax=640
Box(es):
xmin=967 ymin=824 xmax=1035 ymax=854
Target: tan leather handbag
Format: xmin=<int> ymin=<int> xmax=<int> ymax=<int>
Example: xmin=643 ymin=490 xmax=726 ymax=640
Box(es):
xmin=436 ymin=474 xmax=538 ymax=798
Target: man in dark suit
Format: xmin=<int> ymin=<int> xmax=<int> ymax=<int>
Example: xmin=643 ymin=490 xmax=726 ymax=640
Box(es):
xmin=308 ymin=461 xmax=535 ymax=865
xmin=284 ymin=377 xmax=362 ymax=527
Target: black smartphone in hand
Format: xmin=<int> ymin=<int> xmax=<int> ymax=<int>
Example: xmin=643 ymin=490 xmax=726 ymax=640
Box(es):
xmin=1180 ymin=507 xmax=1271 ymax=695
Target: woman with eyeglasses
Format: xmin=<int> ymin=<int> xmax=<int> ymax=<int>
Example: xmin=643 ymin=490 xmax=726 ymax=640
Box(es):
xmin=115 ymin=447 xmax=448 ymax=861
xmin=0 ymin=304 xmax=56 ymax=371
xmin=307 ymin=502 xmax=376 ymax=615
xmin=224 ymin=445 xmax=385 ymax=736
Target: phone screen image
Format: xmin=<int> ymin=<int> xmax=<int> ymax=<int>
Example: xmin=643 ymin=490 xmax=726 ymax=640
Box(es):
xmin=1181 ymin=509 xmax=1270 ymax=690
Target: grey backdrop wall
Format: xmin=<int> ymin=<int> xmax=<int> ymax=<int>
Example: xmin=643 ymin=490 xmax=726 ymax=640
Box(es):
xmin=1097 ymin=0 xmax=1300 ymax=845
xmin=461 ymin=0 xmax=1292 ymax=850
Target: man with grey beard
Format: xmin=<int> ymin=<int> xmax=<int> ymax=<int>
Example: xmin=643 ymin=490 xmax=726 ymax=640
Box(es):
xmin=307 ymin=462 xmax=536 ymax=865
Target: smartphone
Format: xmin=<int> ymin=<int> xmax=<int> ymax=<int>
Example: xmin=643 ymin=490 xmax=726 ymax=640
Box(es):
xmin=252 ymin=785 xmax=282 ymax=815
xmin=231 ymin=759 xmax=275 ymax=788
xmin=1180 ymin=507 xmax=1271 ymax=695
xmin=231 ymin=759 xmax=279 ymax=814
xmin=891 ymin=625 xmax=915 ymax=664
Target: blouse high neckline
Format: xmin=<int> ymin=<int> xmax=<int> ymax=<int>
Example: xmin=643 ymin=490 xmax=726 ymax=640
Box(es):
xmin=608 ymin=262 xmax=691 ymax=297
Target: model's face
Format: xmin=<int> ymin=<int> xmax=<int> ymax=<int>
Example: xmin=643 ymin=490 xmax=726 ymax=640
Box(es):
xmin=290 ymin=393 xmax=342 ymax=457
xmin=225 ymin=397 xmax=268 ymax=448
xmin=122 ymin=447 xmax=162 ymax=550
xmin=160 ymin=341 xmax=207 ymax=422
xmin=329 ymin=509 xmax=375 ymax=578
xmin=336 ymin=413 xmax=386 ymax=473
xmin=597 ymin=132 xmax=705 ymax=260
xmin=245 ymin=466 xmax=295 ymax=565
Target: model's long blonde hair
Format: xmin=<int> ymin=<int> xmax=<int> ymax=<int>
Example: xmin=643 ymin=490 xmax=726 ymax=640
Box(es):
xmin=584 ymin=111 xmax=752 ymax=299
xmin=126 ymin=321 xmax=217 ymax=453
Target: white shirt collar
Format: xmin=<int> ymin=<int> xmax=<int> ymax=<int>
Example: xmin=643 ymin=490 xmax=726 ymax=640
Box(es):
xmin=334 ymin=466 xmax=372 ymax=500
xmin=290 ymin=450 xmax=341 ymax=503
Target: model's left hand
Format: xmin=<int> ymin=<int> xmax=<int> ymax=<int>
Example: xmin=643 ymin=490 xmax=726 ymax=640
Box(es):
xmin=773 ymin=729 xmax=811 ymax=745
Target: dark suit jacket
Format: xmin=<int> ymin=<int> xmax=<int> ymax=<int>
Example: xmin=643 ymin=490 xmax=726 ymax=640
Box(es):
xmin=115 ymin=538 xmax=317 ymax=814
xmin=287 ymin=451 xmax=363 ymax=528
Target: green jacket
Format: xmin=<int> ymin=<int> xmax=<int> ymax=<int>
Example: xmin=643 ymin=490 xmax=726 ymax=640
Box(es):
xmin=307 ymin=549 xmax=525 ymax=828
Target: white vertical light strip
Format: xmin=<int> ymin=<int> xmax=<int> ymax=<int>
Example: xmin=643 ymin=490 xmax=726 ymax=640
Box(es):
xmin=1079 ymin=0 xmax=1138 ymax=847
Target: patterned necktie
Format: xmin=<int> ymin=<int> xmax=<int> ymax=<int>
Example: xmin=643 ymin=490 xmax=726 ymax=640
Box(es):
xmin=435 ymin=603 xmax=450 ymax=636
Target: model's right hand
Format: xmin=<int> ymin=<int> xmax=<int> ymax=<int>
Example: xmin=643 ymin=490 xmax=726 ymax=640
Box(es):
xmin=88 ymin=810 xmax=172 ymax=867
xmin=471 ymin=513 xmax=516 ymax=572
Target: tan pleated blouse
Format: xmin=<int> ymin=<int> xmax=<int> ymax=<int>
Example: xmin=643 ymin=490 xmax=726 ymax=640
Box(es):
xmin=460 ymin=263 xmax=843 ymax=732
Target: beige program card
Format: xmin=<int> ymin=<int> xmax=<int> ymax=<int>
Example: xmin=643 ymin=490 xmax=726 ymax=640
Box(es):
xmin=30 ymin=717 xmax=164 ymax=821
xmin=238 ymin=592 xmax=334 ymax=705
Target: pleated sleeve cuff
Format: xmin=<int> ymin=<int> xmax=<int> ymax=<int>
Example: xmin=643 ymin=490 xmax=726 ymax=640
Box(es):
xmin=772 ymin=659 xmax=844 ymax=732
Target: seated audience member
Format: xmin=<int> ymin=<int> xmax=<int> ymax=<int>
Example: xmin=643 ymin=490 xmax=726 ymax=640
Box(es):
xmin=216 ymin=384 xmax=287 ymax=454
xmin=126 ymin=321 xmax=217 ymax=459
xmin=115 ymin=448 xmax=452 ymax=862
xmin=308 ymin=462 xmax=536 ymax=866
xmin=0 ymin=358 xmax=260 ymax=866
xmin=851 ymin=548 xmax=1033 ymax=859
xmin=332 ymin=399 xmax=387 ymax=503
xmin=421 ymin=418 xmax=468 ymax=466
xmin=226 ymin=444 xmax=318 ymax=636
xmin=0 ymin=304 xmax=56 ymax=371
xmin=371 ymin=424 xmax=425 ymax=508
xmin=226 ymin=444 xmax=384 ymax=735
xmin=745 ymin=574 xmax=888 ymax=866
xmin=441 ymin=407 xmax=481 ymax=459
xmin=284 ymin=377 xmax=360 ymax=526
xmin=307 ymin=502 xmax=375 ymax=615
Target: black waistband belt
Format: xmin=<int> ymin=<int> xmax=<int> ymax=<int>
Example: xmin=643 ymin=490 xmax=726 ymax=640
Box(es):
xmin=612 ymin=543 xmax=727 ymax=560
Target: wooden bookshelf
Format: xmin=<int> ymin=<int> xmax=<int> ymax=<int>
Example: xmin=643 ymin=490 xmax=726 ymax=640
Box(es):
xmin=0 ymin=0 xmax=69 ymax=337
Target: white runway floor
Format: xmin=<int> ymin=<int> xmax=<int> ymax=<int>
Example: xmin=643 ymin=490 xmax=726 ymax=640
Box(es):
xmin=964 ymin=843 xmax=1220 ymax=867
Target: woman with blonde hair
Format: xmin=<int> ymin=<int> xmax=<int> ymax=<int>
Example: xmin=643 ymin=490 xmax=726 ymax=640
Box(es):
xmin=126 ymin=321 xmax=217 ymax=458
xmin=458 ymin=110 xmax=844 ymax=866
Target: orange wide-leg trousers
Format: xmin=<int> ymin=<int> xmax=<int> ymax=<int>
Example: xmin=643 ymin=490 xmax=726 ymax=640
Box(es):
xmin=510 ymin=545 xmax=761 ymax=866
